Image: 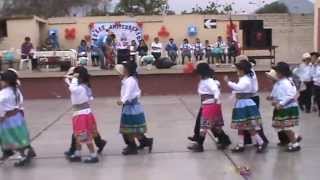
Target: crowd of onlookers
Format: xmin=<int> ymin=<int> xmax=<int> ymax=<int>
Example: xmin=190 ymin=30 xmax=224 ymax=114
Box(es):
xmin=18 ymin=29 xmax=241 ymax=71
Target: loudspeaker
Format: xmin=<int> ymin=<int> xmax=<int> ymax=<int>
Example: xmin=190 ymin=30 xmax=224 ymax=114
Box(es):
xmin=243 ymin=28 xmax=272 ymax=48
xmin=240 ymin=20 xmax=263 ymax=31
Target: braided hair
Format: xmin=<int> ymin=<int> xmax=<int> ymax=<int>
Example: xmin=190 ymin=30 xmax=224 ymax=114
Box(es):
xmin=196 ymin=63 xmax=215 ymax=79
xmin=1 ymin=70 xmax=20 ymax=105
xmin=235 ymin=60 xmax=254 ymax=77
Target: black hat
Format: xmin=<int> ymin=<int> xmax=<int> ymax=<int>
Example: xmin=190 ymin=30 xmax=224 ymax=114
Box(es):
xmin=274 ymin=62 xmax=292 ymax=77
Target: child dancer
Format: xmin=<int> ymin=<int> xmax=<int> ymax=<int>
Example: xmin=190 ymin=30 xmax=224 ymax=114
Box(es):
xmin=65 ymin=66 xmax=99 ymax=163
xmin=188 ymin=62 xmax=231 ymax=152
xmin=269 ymin=62 xmax=301 ymax=152
xmin=0 ymin=70 xmax=35 ymax=167
xmin=115 ymin=61 xmax=153 ymax=155
xmin=225 ymin=60 xmax=267 ymax=153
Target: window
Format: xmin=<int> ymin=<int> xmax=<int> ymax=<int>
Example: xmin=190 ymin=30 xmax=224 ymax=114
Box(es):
xmin=0 ymin=20 xmax=8 ymax=38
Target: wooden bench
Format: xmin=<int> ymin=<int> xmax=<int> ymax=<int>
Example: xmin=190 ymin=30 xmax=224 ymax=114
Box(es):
xmin=242 ymin=46 xmax=278 ymax=65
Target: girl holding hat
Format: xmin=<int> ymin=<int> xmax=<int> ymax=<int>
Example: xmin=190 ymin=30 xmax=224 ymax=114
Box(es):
xmin=0 ymin=70 xmax=35 ymax=166
xmin=116 ymin=61 xmax=153 ymax=155
xmin=268 ymin=62 xmax=301 ymax=152
xmin=188 ymin=62 xmax=231 ymax=152
xmin=224 ymin=60 xmax=267 ymax=153
xmin=64 ymin=66 xmax=101 ymax=163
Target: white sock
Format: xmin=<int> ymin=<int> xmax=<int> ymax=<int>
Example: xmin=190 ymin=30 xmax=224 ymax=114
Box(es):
xmin=74 ymin=150 xmax=81 ymax=157
xmin=237 ymin=135 xmax=244 ymax=147
xmin=292 ymin=142 xmax=300 ymax=148
xmin=90 ymin=152 xmax=97 ymax=158
xmin=254 ymin=134 xmax=264 ymax=145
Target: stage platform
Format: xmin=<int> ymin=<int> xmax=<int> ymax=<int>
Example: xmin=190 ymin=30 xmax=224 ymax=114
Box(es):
xmin=17 ymin=64 xmax=273 ymax=99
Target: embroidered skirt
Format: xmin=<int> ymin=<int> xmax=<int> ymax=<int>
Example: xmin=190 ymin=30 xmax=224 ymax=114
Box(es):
xmin=0 ymin=112 xmax=30 ymax=150
xmin=72 ymin=113 xmax=97 ymax=143
xmin=200 ymin=103 xmax=224 ymax=131
xmin=120 ymin=99 xmax=147 ymax=135
xmin=272 ymin=106 xmax=299 ymax=129
xmin=231 ymin=99 xmax=262 ymax=130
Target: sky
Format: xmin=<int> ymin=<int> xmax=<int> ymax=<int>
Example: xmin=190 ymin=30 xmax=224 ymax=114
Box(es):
xmin=167 ymin=0 xmax=314 ymax=14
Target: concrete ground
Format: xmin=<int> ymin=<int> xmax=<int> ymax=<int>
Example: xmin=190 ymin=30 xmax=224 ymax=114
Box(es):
xmin=0 ymin=94 xmax=319 ymax=180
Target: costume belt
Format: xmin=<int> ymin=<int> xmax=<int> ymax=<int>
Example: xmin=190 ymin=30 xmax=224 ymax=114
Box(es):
xmin=72 ymin=102 xmax=90 ymax=111
xmin=236 ymin=93 xmax=255 ymax=99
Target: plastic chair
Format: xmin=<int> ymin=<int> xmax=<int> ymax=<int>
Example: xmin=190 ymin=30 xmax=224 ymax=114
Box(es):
xmin=17 ymin=49 xmax=32 ymax=71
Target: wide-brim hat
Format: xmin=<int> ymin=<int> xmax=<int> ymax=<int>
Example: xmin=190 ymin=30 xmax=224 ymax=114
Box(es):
xmin=302 ymin=52 xmax=311 ymax=59
xmin=115 ymin=64 xmax=124 ymax=75
xmin=274 ymin=62 xmax=291 ymax=77
xmin=265 ymin=69 xmax=278 ymax=80
xmin=235 ymin=55 xmax=249 ymax=64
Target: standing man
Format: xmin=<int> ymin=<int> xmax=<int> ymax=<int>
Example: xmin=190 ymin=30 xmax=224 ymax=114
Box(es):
xmin=165 ymin=38 xmax=178 ymax=64
xmin=294 ymin=53 xmax=313 ymax=113
xmin=21 ymin=37 xmax=37 ymax=71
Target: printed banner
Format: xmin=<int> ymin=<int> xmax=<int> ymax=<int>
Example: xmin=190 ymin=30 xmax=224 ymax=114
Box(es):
xmin=91 ymin=22 xmax=143 ymax=45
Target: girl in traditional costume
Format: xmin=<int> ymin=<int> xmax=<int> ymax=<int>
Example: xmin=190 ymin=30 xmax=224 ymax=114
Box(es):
xmin=116 ymin=61 xmax=153 ymax=155
xmin=268 ymin=62 xmax=301 ymax=152
xmin=225 ymin=60 xmax=267 ymax=153
xmin=188 ymin=62 xmax=231 ymax=152
xmin=65 ymin=66 xmax=100 ymax=163
xmin=0 ymin=70 xmax=35 ymax=166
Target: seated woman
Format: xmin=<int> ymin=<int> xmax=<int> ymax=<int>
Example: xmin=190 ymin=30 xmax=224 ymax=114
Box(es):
xmin=78 ymin=40 xmax=89 ymax=57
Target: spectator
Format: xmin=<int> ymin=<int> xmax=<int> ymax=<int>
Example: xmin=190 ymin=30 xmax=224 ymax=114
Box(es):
xmin=165 ymin=38 xmax=178 ymax=64
xmin=21 ymin=37 xmax=37 ymax=70
xmin=193 ymin=38 xmax=204 ymax=61
xmin=129 ymin=40 xmax=138 ymax=62
xmin=49 ymin=32 xmax=60 ymax=50
xmin=137 ymin=39 xmax=149 ymax=57
xmin=226 ymin=37 xmax=238 ymax=64
xmin=212 ymin=36 xmax=226 ymax=64
xmin=116 ymin=35 xmax=130 ymax=65
xmin=91 ymin=43 xmax=101 ymax=67
xmin=180 ymin=38 xmax=192 ymax=64
xmin=78 ymin=40 xmax=89 ymax=56
xmin=204 ymin=40 xmax=213 ymax=64
xmin=151 ymin=37 xmax=162 ymax=61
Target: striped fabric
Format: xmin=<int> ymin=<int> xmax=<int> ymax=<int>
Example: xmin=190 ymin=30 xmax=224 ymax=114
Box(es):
xmin=231 ymin=99 xmax=262 ymax=130
xmin=0 ymin=112 xmax=30 ymax=150
xmin=120 ymin=98 xmax=147 ymax=134
xmin=272 ymin=106 xmax=299 ymax=129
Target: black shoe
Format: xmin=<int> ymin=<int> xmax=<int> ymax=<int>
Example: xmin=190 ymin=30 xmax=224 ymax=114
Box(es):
xmin=187 ymin=136 xmax=198 ymax=142
xmin=83 ymin=157 xmax=99 ymax=164
xmin=122 ymin=147 xmax=138 ymax=156
xmin=296 ymin=136 xmax=303 ymax=143
xmin=68 ymin=155 xmax=82 ymax=162
xmin=187 ymin=144 xmax=204 ymax=152
xmin=256 ymin=143 xmax=267 ymax=153
xmin=231 ymin=145 xmax=245 ymax=153
xmin=64 ymin=150 xmax=74 ymax=157
xmin=286 ymin=145 xmax=301 ymax=152
xmin=138 ymin=138 xmax=154 ymax=153
xmin=0 ymin=150 xmax=15 ymax=161
xmin=14 ymin=157 xmax=31 ymax=167
xmin=27 ymin=148 xmax=36 ymax=158
xmin=97 ymin=140 xmax=107 ymax=154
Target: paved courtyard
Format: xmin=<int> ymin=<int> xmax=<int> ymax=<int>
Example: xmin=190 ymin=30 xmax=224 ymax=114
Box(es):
xmin=0 ymin=94 xmax=319 ymax=180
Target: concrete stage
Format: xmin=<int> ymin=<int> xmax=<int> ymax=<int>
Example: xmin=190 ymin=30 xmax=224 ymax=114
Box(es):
xmin=0 ymin=95 xmax=319 ymax=180
xmin=17 ymin=64 xmax=273 ymax=99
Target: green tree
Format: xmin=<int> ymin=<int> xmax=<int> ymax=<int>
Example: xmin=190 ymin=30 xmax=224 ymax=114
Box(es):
xmin=183 ymin=1 xmax=233 ymax=15
xmin=0 ymin=0 xmax=102 ymax=17
xmin=256 ymin=2 xmax=289 ymax=14
xmin=115 ymin=0 xmax=168 ymax=15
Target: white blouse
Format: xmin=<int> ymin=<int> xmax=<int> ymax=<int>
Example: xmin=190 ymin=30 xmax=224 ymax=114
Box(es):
xmin=0 ymin=87 xmax=23 ymax=117
xmin=271 ymin=78 xmax=298 ymax=107
xmin=66 ymin=78 xmax=93 ymax=105
xmin=151 ymin=42 xmax=162 ymax=53
xmin=227 ymin=75 xmax=253 ymax=93
xmin=121 ymin=76 xmax=141 ymax=103
xmin=193 ymin=43 xmax=204 ymax=51
xmin=294 ymin=63 xmax=313 ymax=82
xmin=198 ymin=78 xmax=221 ymax=104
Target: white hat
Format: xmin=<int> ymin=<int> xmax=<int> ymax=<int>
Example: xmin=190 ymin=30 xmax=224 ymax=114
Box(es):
xmin=115 ymin=64 xmax=124 ymax=75
xmin=265 ymin=69 xmax=278 ymax=80
xmin=7 ymin=68 xmax=20 ymax=77
xmin=235 ymin=55 xmax=249 ymax=64
xmin=302 ymin=53 xmax=311 ymax=59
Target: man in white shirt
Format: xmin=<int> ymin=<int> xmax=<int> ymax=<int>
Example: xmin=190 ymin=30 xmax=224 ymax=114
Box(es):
xmin=151 ymin=37 xmax=162 ymax=61
xmin=295 ymin=53 xmax=313 ymax=113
